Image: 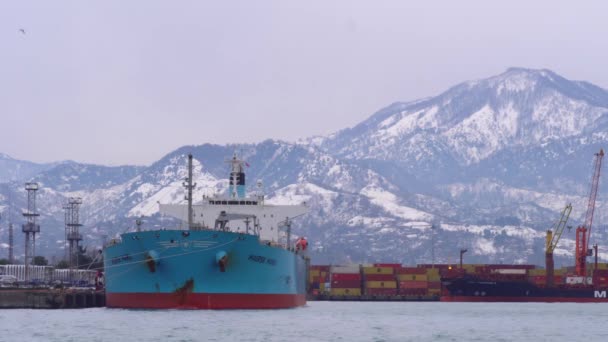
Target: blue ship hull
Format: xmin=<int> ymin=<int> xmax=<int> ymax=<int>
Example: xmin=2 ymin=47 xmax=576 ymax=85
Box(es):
xmin=103 ymin=230 xmax=308 ymax=309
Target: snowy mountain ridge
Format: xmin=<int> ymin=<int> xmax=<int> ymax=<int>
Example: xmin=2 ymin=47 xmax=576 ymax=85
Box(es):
xmin=1 ymin=68 xmax=608 ymax=266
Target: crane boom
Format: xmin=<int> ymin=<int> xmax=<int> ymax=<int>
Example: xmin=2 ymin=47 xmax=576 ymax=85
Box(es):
xmin=575 ymin=149 xmax=604 ymax=277
xmin=546 ymin=203 xmax=572 ymax=254
xmin=545 ymin=203 xmax=572 ymax=287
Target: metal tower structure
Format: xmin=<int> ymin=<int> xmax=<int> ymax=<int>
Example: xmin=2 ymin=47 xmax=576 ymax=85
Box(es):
xmin=22 ymin=182 xmax=40 ymax=281
xmin=65 ymin=197 xmax=83 ymax=271
xmin=182 ymin=154 xmax=196 ymax=230
xmin=575 ymin=149 xmax=604 ymax=277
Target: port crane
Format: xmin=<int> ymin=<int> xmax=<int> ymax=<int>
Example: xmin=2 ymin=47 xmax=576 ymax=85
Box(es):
xmin=575 ymin=149 xmax=604 ymax=277
xmin=545 ymin=203 xmax=572 ymax=287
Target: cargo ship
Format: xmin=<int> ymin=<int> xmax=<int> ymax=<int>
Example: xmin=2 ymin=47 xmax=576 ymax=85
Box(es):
xmin=441 ymin=271 xmax=608 ymax=303
xmin=442 ymin=149 xmax=608 ymax=303
xmin=104 ymin=153 xmax=309 ymax=309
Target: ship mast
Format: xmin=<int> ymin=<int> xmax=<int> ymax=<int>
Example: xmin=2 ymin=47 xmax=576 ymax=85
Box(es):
xmin=182 ymin=154 xmax=196 ymax=230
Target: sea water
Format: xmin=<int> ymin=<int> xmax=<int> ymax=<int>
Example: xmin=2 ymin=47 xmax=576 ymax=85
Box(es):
xmin=1 ymin=301 xmax=607 ymax=342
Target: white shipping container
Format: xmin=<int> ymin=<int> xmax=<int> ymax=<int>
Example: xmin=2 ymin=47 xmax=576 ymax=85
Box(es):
xmin=492 ymin=269 xmax=527 ymax=275
xmin=566 ymin=276 xmax=586 ymax=284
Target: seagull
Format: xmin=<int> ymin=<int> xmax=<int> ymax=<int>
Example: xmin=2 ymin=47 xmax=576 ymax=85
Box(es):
xmin=19 ymin=29 xmax=26 ymax=35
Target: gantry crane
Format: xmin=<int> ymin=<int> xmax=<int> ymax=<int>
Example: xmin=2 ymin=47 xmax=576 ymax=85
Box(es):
xmin=575 ymin=149 xmax=604 ymax=277
xmin=545 ymin=203 xmax=572 ymax=287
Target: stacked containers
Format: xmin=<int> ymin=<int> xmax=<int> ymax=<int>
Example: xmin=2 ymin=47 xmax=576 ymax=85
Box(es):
xmin=426 ymin=268 xmax=441 ymax=296
xmin=396 ymin=267 xmax=427 ymax=296
xmin=308 ymin=265 xmax=330 ymax=294
xmin=330 ymin=265 xmax=362 ymax=296
xmin=363 ymin=265 xmax=397 ymax=296
xmin=528 ymin=268 xmax=565 ymax=286
xmin=593 ymin=269 xmax=608 ymax=288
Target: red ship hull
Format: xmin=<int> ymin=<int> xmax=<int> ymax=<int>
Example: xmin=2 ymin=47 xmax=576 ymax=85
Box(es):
xmin=441 ymin=295 xmax=608 ymax=303
xmin=107 ymin=292 xmax=306 ymax=309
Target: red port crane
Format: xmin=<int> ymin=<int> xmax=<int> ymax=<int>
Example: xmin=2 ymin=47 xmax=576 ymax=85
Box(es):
xmin=575 ymin=149 xmax=604 ymax=277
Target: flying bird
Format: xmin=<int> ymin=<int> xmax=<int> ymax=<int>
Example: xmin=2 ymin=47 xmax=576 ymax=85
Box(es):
xmin=19 ymin=29 xmax=26 ymax=35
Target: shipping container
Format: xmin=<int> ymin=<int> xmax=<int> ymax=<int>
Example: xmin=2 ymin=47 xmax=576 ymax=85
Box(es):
xmin=397 ymin=267 xmax=426 ymax=275
xmin=365 ymin=274 xmax=396 ymax=281
xmin=398 ymin=288 xmax=426 ymax=296
xmin=485 ymin=264 xmax=536 ymax=270
xmin=365 ymin=288 xmax=397 ymax=296
xmin=363 ymin=267 xmax=394 ymax=275
xmin=331 ymin=265 xmax=360 ymax=274
xmin=492 ymin=269 xmax=527 ymax=275
xmin=397 ymin=274 xmax=427 ymax=281
xmin=399 ymin=281 xmax=427 ymax=289
xmin=331 ymin=273 xmax=361 ymax=281
xmin=417 ymin=264 xmax=453 ymax=270
xmin=528 ymin=269 xmax=547 ymax=276
xmin=331 ymin=280 xmax=362 ymax=288
xmin=365 ymin=281 xmax=397 ymax=289
xmin=373 ymin=263 xmax=401 ymax=268
xmin=310 ymin=265 xmax=331 ymax=272
xmin=330 ymin=288 xmax=361 ymax=296
xmin=428 ymin=281 xmax=441 ymax=289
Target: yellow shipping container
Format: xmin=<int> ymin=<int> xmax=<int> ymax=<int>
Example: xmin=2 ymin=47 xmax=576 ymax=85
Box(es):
xmin=427 ymin=274 xmax=440 ymax=281
xmin=397 ymin=274 xmax=427 ymax=281
xmin=310 ymin=269 xmax=320 ymax=277
xmin=426 ymin=268 xmax=440 ymax=276
xmin=428 ymin=289 xmax=441 ymax=294
xmin=528 ymin=269 xmax=546 ymax=276
xmin=331 ymin=288 xmax=361 ymax=296
xmin=363 ymin=267 xmax=394 ymax=275
xmin=365 ymin=281 xmax=397 ymax=289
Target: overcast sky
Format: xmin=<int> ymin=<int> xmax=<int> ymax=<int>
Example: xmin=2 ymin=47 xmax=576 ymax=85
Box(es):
xmin=1 ymin=1 xmax=607 ymax=166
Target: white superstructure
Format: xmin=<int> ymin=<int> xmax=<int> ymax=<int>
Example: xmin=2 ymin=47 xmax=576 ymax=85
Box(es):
xmin=159 ymin=153 xmax=308 ymax=243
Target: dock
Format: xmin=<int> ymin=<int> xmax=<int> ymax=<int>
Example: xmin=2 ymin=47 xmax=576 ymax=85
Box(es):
xmin=0 ymin=289 xmax=105 ymax=309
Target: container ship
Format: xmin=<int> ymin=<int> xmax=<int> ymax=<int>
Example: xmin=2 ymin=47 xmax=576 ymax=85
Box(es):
xmin=441 ymin=264 xmax=608 ymax=303
xmin=442 ymin=149 xmax=608 ymax=303
xmin=104 ymin=154 xmax=309 ymax=309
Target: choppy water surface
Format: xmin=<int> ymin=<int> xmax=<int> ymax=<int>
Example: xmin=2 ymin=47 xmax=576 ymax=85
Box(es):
xmin=1 ymin=301 xmax=608 ymax=342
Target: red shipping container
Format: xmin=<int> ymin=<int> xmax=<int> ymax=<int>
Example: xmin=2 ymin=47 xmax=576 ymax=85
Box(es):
xmin=428 ymin=281 xmax=441 ymax=289
xmin=399 ymin=281 xmax=428 ymax=289
xmin=331 ymin=280 xmax=362 ymax=288
xmin=365 ymin=274 xmax=396 ymax=281
xmin=374 ymin=263 xmax=401 ymax=268
xmin=331 ymin=273 xmax=361 ymax=281
xmin=397 ymin=267 xmax=426 ymax=275
xmin=365 ymin=288 xmax=397 ymax=296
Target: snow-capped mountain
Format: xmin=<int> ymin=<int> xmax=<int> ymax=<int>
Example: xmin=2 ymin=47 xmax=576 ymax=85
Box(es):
xmin=1 ymin=68 xmax=608 ymax=266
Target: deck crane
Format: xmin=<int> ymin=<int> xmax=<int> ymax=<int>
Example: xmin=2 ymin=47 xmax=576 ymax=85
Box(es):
xmin=545 ymin=203 xmax=572 ymax=287
xmin=575 ymin=149 xmax=604 ymax=277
